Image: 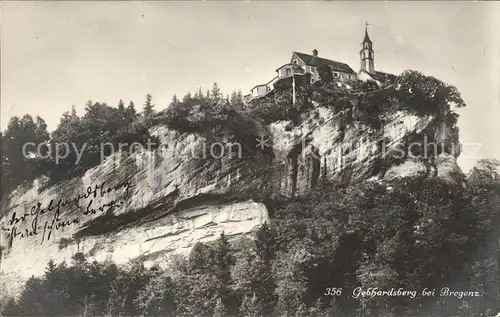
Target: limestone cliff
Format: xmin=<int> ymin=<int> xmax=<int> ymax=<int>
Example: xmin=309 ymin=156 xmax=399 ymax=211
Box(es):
xmin=0 ymin=95 xmax=463 ymax=296
xmin=270 ymin=103 xmax=462 ymax=197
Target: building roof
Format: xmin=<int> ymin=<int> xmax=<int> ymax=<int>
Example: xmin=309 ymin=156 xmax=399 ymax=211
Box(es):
xmin=363 ymin=28 xmax=372 ymax=44
xmin=292 ymin=52 xmax=356 ymax=74
xmin=266 ymin=76 xmax=279 ymax=85
xmin=275 ymin=63 xmax=305 ymax=72
xmin=371 ymin=71 xmax=397 ymax=83
xmin=359 ymin=69 xmax=397 ymax=84
xmin=251 ymin=83 xmax=268 ymax=90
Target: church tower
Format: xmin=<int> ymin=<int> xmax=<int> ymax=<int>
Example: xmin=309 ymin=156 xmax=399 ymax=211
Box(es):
xmin=360 ymin=22 xmax=375 ymax=73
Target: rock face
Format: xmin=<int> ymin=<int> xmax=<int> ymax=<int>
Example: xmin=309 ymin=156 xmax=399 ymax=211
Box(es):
xmin=270 ymin=105 xmax=462 ymax=197
xmin=1 ymin=200 xmax=268 ymax=296
xmin=0 ymin=103 xmax=463 ymax=296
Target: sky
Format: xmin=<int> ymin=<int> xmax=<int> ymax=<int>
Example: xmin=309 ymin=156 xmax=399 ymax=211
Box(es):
xmin=1 ymin=1 xmax=499 ymax=172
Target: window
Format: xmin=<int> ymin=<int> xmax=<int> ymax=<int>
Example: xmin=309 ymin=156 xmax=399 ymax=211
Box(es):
xmin=310 ymin=77 xmax=314 ymax=84
xmin=333 ymin=72 xmax=340 ymax=78
xmin=286 ymin=69 xmax=291 ymax=76
xmin=293 ymin=60 xmax=298 ymax=64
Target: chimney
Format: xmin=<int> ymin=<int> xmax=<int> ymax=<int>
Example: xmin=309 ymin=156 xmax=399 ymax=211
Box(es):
xmin=312 ymin=49 xmax=318 ymax=57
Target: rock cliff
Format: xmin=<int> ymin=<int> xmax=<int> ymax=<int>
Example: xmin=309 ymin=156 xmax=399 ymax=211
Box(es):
xmin=0 ymin=95 xmax=463 ymax=296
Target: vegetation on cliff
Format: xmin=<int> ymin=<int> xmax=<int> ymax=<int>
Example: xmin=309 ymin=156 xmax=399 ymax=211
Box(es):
xmin=1 ymin=159 xmax=499 ymax=317
xmin=311 ymin=70 xmax=464 ymax=128
xmin=0 ymin=84 xmax=261 ymax=204
xmin=1 ymin=70 xmax=464 ymax=202
xmin=0 ymin=99 xmax=154 ymax=200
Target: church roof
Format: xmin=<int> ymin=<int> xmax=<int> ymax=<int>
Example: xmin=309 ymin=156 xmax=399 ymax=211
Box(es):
xmin=293 ymin=52 xmax=356 ymax=74
xmin=363 ymin=28 xmax=373 ymax=44
xmin=371 ymin=71 xmax=397 ymax=82
xmin=360 ymin=69 xmax=397 ymax=84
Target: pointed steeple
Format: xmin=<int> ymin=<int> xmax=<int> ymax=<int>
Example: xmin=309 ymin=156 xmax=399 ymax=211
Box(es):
xmin=360 ymin=21 xmax=375 ymax=73
xmin=363 ymin=21 xmax=372 ymax=44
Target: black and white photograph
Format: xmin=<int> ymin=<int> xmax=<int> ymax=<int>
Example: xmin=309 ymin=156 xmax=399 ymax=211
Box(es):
xmin=0 ymin=1 xmax=499 ymax=316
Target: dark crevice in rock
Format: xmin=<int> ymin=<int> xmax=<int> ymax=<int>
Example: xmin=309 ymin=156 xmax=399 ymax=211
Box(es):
xmin=136 ymin=248 xmax=177 ymax=262
xmin=196 ymin=221 xmax=218 ymax=229
xmin=75 ymin=187 xmax=181 ymax=238
xmin=144 ymin=228 xmax=190 ymax=242
xmin=310 ymin=148 xmax=321 ymax=189
xmin=170 ymin=193 xmax=238 ymax=215
xmin=181 ymin=211 xmax=208 ymax=220
xmin=322 ymin=157 xmax=328 ymax=179
xmin=431 ymin=159 xmax=439 ymax=177
xmin=165 ymin=162 xmax=182 ymax=174
xmin=287 ymin=136 xmax=311 ymax=197
xmin=423 ymin=159 xmax=432 ymax=177
xmin=290 ymin=155 xmax=298 ymax=197
xmin=75 ymin=190 xmax=247 ymax=240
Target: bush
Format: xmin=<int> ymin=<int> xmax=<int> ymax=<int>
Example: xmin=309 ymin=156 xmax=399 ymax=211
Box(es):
xmin=396 ymin=70 xmax=466 ymax=116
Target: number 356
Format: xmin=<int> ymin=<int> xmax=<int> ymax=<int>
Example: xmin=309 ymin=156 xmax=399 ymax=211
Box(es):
xmin=324 ymin=288 xmax=342 ymax=296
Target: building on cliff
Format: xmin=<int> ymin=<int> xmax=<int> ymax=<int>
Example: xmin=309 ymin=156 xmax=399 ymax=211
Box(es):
xmin=244 ymin=23 xmax=396 ymax=104
xmin=245 ymin=49 xmax=356 ymax=103
xmin=357 ymin=22 xmax=397 ymax=87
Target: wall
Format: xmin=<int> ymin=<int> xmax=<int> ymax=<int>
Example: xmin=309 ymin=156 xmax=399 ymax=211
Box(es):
xmin=277 ymin=64 xmax=304 ymax=78
xmin=252 ymin=85 xmax=268 ymax=97
xmin=357 ymin=70 xmax=376 ymax=84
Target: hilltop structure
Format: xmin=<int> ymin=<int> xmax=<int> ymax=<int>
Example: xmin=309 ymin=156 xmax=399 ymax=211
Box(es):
xmin=357 ymin=22 xmax=397 ymax=86
xmin=244 ymin=23 xmax=396 ymax=103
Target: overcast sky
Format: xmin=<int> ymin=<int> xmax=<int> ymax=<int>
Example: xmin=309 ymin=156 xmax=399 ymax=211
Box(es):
xmin=1 ymin=1 xmax=499 ymax=172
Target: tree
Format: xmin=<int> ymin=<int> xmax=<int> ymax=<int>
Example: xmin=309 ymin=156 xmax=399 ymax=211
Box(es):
xmin=213 ymin=297 xmax=227 ymax=317
xmin=135 ymin=273 xmax=176 ymax=316
xmin=1 ymin=114 xmax=50 ymax=196
xmin=255 ymin=223 xmax=277 ymax=264
xmin=170 ymin=94 xmax=180 ymax=107
xmin=318 ymin=64 xmax=334 ymax=83
xmin=396 ymin=70 xmax=466 ymax=115
xmin=273 ymin=245 xmax=310 ymax=316
xmin=230 ymin=90 xmax=245 ymax=110
xmin=15 ymin=276 xmax=49 ymax=315
xmin=464 ymin=158 xmax=500 ymax=316
xmin=49 ymin=107 xmax=85 ymax=182
xmin=143 ymin=93 xmax=155 ymax=117
xmin=308 ymin=298 xmax=330 ymax=317
xmin=117 ymin=99 xmax=126 ymax=119
xmin=126 ymin=101 xmax=137 ymax=123
xmin=189 ymin=242 xmax=216 ymax=273
xmin=173 ymin=272 xmax=224 ymax=316
xmin=294 ymin=302 xmax=308 ymax=317
xmin=240 ymin=293 xmax=261 ymax=317
xmin=211 ymin=82 xmax=223 ymax=103
xmin=468 ymin=158 xmax=500 ymax=185
xmin=214 ymin=233 xmax=235 ymax=282
xmin=0 ymin=297 xmax=18 ymax=316
xmin=72 ymin=252 xmax=87 ymax=267
xmin=182 ymin=92 xmax=194 ymax=105
xmin=194 ymin=87 xmax=205 ymax=102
